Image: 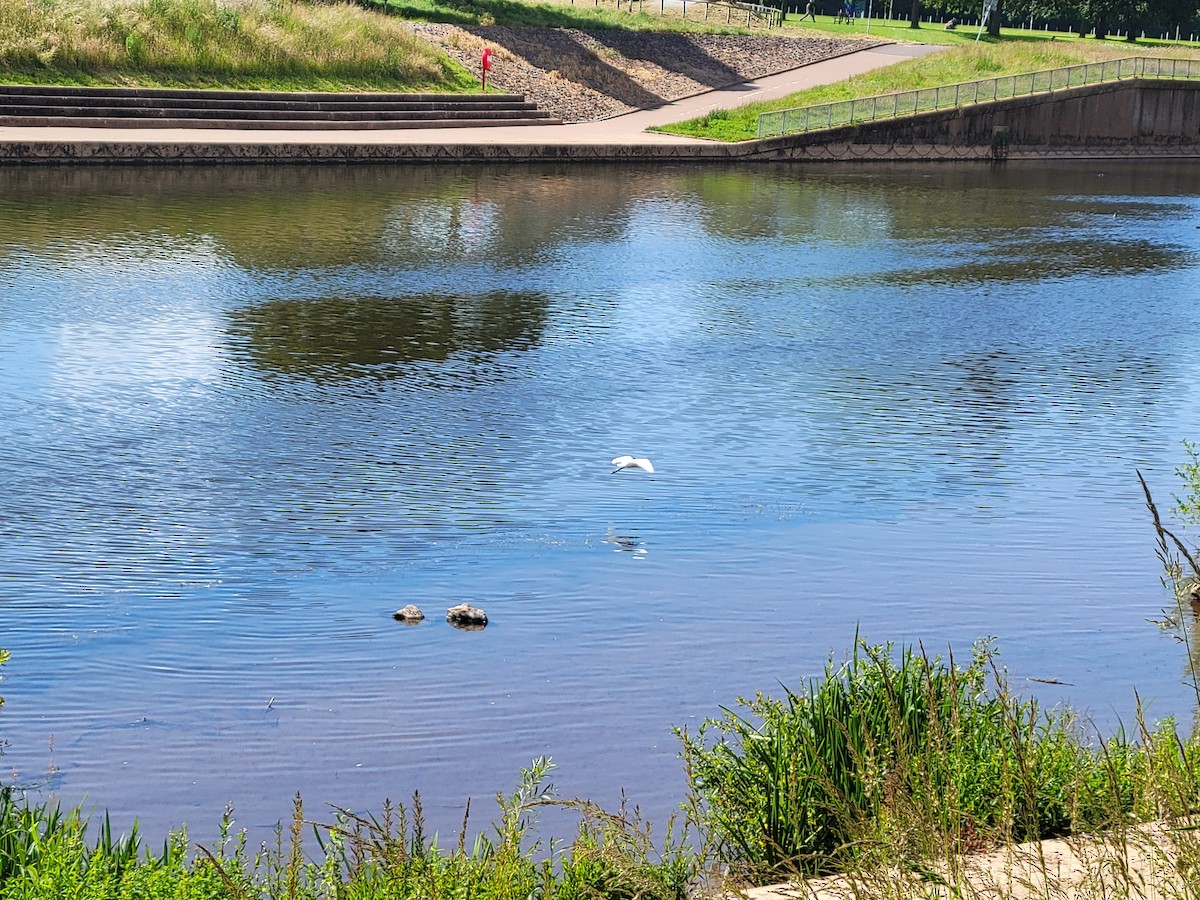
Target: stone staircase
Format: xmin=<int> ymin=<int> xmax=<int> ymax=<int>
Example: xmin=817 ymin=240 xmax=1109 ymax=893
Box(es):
xmin=0 ymin=85 xmax=562 ymax=129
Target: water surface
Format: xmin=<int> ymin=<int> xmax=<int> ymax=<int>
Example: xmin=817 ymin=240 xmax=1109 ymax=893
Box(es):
xmin=1 ymin=161 xmax=1199 ymax=841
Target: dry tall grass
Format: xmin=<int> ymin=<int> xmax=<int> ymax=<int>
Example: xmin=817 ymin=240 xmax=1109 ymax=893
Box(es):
xmin=0 ymin=0 xmax=472 ymax=90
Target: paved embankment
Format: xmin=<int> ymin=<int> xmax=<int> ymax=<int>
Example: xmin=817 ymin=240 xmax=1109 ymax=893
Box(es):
xmin=0 ymin=45 xmax=937 ymax=164
xmin=0 ymin=85 xmax=561 ymax=129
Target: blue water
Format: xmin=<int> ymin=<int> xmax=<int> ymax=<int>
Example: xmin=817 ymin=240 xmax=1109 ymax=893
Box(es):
xmin=1 ymin=161 xmax=1198 ymax=842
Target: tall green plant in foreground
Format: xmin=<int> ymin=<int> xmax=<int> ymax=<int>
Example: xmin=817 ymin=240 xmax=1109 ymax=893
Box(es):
xmin=681 ymin=638 xmax=1200 ymax=884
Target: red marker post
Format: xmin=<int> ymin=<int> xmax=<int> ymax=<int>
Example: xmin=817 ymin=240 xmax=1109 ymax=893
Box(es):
xmin=481 ymin=47 xmax=493 ymax=93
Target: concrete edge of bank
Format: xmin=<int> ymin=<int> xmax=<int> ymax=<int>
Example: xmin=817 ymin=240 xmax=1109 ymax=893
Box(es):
xmin=2 ymin=76 xmax=1199 ymax=164
xmin=1 ymin=137 xmax=1198 ymax=164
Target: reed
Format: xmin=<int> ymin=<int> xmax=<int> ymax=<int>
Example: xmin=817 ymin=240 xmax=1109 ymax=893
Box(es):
xmin=680 ymin=637 xmax=1200 ymax=889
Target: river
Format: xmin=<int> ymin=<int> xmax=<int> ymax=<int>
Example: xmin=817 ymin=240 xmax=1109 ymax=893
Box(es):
xmin=1 ymin=160 xmax=1198 ymax=843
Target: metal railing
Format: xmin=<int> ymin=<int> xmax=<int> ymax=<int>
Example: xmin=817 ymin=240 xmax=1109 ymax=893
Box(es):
xmin=757 ymin=56 xmax=1200 ymax=139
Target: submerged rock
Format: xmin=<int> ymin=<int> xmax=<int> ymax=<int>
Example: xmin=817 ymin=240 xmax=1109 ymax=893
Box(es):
xmin=446 ymin=602 xmax=488 ymax=629
xmin=393 ymin=604 xmax=425 ymax=624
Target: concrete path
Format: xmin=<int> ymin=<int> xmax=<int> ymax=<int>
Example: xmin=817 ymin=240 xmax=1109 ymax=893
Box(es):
xmin=0 ymin=43 xmax=940 ymax=149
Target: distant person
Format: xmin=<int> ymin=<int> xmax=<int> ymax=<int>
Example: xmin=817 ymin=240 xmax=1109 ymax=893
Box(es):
xmin=839 ymin=1 xmax=853 ymax=22
xmin=944 ymin=16 xmax=958 ymax=28
xmin=800 ymin=0 xmax=817 ymax=19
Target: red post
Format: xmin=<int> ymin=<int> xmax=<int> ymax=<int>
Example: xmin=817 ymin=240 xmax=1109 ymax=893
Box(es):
xmin=481 ymin=47 xmax=493 ymax=92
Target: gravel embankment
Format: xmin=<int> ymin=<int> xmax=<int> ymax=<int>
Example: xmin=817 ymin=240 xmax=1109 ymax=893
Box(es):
xmin=406 ymin=24 xmax=886 ymax=122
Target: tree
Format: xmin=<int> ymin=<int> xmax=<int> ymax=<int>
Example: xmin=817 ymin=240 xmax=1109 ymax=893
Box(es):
xmin=911 ymin=0 xmax=922 ymax=26
xmin=987 ymin=0 xmax=1003 ymax=35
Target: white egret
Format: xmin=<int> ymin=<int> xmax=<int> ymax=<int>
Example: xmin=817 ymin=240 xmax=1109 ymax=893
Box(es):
xmin=611 ymin=455 xmax=654 ymax=474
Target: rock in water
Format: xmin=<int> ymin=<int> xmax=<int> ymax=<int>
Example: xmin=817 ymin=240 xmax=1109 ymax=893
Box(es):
xmin=393 ymin=604 xmax=425 ymax=623
xmin=446 ymin=603 xmax=488 ymax=629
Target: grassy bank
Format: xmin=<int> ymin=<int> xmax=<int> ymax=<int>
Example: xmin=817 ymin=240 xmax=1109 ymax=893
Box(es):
xmin=0 ymin=0 xmax=800 ymax=91
xmin=0 ymin=0 xmax=477 ymax=91
xmin=656 ymin=38 xmax=1200 ymax=140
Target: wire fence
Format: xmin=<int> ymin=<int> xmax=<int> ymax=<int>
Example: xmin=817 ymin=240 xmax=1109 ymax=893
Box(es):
xmin=757 ymin=56 xmax=1200 ymax=138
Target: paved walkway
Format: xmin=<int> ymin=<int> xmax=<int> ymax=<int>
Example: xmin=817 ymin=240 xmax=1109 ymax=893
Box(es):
xmin=0 ymin=43 xmax=940 ymax=149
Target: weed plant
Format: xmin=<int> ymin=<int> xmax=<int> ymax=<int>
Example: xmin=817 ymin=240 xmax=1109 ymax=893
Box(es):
xmin=680 ymin=638 xmax=1200 ymax=887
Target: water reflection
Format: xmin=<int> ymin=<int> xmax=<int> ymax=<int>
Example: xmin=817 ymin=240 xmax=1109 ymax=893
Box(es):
xmin=603 ymin=529 xmax=648 ymax=558
xmin=0 ymin=165 xmax=638 ymax=269
xmin=226 ymin=291 xmax=549 ymax=380
xmin=875 ymin=239 xmax=1190 ymax=286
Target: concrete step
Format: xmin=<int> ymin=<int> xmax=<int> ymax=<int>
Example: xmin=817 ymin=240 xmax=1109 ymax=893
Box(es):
xmin=0 ymin=86 xmax=560 ymax=129
xmin=0 ymin=104 xmax=556 ymax=122
xmin=0 ymin=114 xmax=564 ymax=130
xmin=0 ymin=84 xmax=530 ymax=103
xmin=0 ymin=95 xmax=546 ymax=113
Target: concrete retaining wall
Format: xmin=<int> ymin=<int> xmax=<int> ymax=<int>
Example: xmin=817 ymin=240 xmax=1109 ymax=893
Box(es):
xmin=740 ymin=79 xmax=1200 ymax=161
xmin=1 ymin=79 xmax=1197 ymax=164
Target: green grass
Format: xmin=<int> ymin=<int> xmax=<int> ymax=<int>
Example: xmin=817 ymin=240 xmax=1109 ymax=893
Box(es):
xmin=656 ymin=35 xmax=1200 ymax=140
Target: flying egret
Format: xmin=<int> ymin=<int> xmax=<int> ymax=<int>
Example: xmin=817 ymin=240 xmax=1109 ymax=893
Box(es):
xmin=611 ymin=455 xmax=654 ymax=474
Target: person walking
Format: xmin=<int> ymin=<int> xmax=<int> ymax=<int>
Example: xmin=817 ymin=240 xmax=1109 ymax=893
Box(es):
xmin=800 ymin=0 xmax=817 ymax=20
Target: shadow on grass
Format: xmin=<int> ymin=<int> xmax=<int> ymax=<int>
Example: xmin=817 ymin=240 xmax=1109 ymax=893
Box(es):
xmin=364 ymin=0 xmax=633 ymax=29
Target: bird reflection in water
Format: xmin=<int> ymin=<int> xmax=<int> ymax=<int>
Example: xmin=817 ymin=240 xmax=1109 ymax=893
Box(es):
xmin=603 ymin=528 xmax=648 ymax=558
